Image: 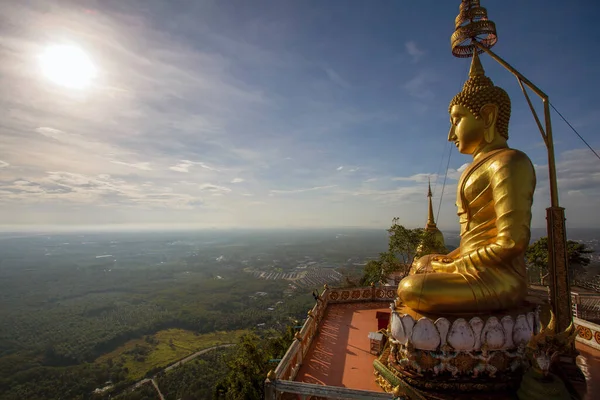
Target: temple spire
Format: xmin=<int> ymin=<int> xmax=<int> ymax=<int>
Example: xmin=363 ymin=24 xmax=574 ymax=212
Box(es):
xmin=426 ymin=178 xmax=436 ymax=229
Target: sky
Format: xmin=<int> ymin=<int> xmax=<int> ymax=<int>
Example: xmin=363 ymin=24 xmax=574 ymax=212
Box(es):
xmin=0 ymin=0 xmax=599 ymax=231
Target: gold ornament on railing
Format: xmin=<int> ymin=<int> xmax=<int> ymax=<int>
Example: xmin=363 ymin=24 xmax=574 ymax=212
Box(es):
xmin=526 ymin=311 xmax=577 ymax=376
xmin=451 ymin=0 xmax=497 ymax=58
xmin=517 ymin=311 xmax=576 ymax=399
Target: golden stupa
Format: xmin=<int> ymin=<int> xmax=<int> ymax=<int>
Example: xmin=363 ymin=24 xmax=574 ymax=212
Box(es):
xmin=422 ymin=179 xmax=446 ymax=254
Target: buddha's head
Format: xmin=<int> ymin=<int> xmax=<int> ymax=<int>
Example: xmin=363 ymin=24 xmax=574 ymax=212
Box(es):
xmin=448 ymin=51 xmax=511 ymax=155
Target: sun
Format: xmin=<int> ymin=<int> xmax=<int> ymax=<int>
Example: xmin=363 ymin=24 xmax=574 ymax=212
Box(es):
xmin=39 ymin=44 xmax=97 ymax=89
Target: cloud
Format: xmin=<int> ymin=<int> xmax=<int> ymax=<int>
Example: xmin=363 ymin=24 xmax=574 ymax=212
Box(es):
xmin=1 ymin=172 xmax=126 ymax=203
xmin=36 ymin=127 xmax=69 ymax=140
xmin=0 ymin=2 xmax=595 ymax=229
xmin=169 ymin=160 xmax=219 ymax=173
xmin=457 ymin=163 xmax=469 ymax=172
xmin=405 ymin=41 xmax=425 ymax=62
xmin=392 ymin=173 xmax=434 ymax=183
xmin=334 ymin=165 xmax=358 ymax=173
xmin=404 ymin=72 xmax=437 ymax=100
xmin=199 ymin=183 xmax=231 ymax=193
xmin=536 ymin=149 xmax=600 ymax=193
xmin=0 ymin=171 xmax=207 ymax=211
xmin=390 ymin=165 xmax=466 ymax=184
xmin=0 ymin=161 xmax=9 ymax=168
xmin=111 ymin=161 xmax=152 ymax=170
xmin=530 ymin=148 xmax=600 ymax=227
xmin=169 ymin=163 xmax=193 ymax=173
xmin=34 ymin=127 xmax=122 ymax=155
xmin=323 ymin=67 xmax=350 ymax=88
xmin=248 ymin=201 xmax=266 ymax=206
xmin=344 ymin=184 xmax=439 ymax=205
xmin=270 ymin=185 xmax=337 ymax=194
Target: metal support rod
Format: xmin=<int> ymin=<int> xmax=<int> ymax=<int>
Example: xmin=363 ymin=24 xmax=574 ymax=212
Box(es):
xmin=543 ymin=99 xmax=560 ymax=208
xmin=471 ymin=41 xmax=573 ymax=340
xmin=517 ymin=79 xmax=547 ymax=146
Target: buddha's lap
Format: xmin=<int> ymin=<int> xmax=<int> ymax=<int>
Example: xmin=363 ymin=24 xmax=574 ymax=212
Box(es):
xmin=398 ymin=271 xmax=526 ymax=312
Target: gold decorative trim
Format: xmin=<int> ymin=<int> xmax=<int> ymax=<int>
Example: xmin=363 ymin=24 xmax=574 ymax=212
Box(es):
xmin=577 ymin=326 xmax=593 ymax=341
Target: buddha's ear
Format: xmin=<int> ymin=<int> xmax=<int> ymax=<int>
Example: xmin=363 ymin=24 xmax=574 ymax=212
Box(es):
xmin=480 ymin=104 xmax=498 ymax=143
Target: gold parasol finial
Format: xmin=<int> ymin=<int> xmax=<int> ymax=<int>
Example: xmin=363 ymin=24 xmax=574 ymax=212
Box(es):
xmin=451 ymin=0 xmax=497 ymax=58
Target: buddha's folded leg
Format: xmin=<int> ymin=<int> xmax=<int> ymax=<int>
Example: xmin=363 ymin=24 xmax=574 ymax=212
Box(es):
xmin=398 ymin=272 xmax=481 ymax=314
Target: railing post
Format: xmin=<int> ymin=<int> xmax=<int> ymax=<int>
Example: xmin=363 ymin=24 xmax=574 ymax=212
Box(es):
xmin=264 ymin=373 xmax=276 ymax=400
xmin=571 ymin=293 xmax=579 ymax=318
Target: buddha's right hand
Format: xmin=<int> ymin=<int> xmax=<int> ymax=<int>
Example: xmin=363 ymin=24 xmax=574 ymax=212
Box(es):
xmin=431 ymin=256 xmax=458 ymax=273
xmin=412 ymin=254 xmax=439 ymax=274
xmin=415 ymin=263 xmax=434 ymax=274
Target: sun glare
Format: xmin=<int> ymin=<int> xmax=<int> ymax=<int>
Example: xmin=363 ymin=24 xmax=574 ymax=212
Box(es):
xmin=39 ymin=44 xmax=97 ymax=89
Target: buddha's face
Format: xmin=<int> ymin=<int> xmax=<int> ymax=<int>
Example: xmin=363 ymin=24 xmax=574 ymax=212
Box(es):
xmin=448 ymin=105 xmax=487 ymax=154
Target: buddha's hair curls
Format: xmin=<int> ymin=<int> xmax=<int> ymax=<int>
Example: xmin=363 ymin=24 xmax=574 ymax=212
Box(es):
xmin=449 ymin=72 xmax=511 ymax=139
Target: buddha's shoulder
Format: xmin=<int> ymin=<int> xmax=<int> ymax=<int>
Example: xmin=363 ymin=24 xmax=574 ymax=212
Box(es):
xmin=489 ymin=148 xmax=533 ymax=165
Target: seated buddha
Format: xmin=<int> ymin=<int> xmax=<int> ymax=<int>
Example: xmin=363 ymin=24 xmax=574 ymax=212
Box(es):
xmin=397 ymin=51 xmax=536 ymax=314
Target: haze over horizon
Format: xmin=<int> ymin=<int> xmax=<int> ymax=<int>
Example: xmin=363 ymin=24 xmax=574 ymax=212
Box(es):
xmin=1 ymin=0 xmax=599 ymax=231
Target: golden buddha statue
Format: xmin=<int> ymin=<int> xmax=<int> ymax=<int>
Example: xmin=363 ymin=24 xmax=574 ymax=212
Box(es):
xmin=397 ymin=51 xmax=536 ymax=314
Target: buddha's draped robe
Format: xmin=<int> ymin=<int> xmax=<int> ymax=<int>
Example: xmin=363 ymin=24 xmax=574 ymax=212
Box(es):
xmin=398 ymin=148 xmax=536 ymax=313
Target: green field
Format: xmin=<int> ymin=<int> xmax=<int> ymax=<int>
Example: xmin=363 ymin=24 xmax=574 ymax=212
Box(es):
xmin=0 ymin=229 xmax=377 ymax=399
xmin=96 ymin=329 xmax=247 ymax=380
